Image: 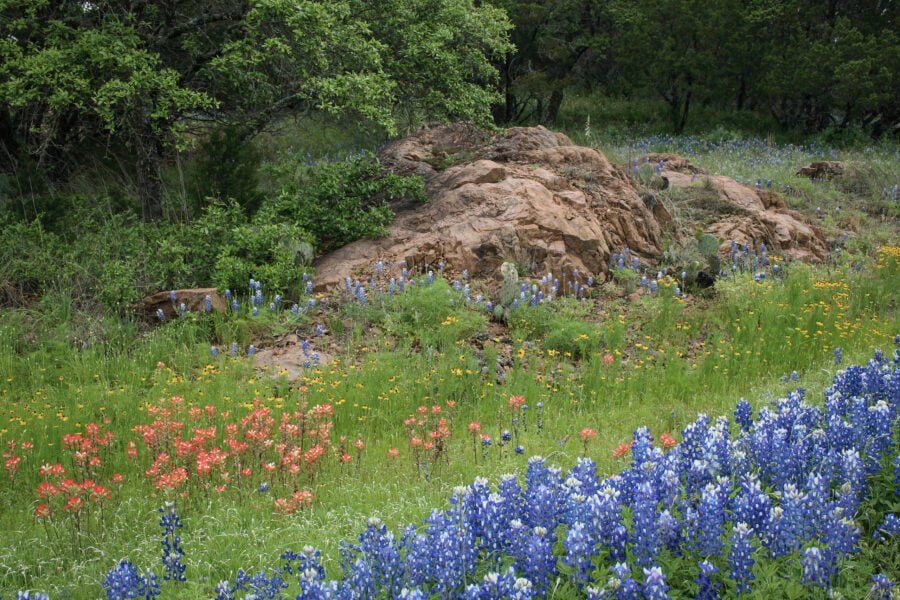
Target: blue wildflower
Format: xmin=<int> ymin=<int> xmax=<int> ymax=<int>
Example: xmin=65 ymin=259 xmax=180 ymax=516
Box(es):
xmin=159 ymin=503 xmax=186 ymax=582
xmin=728 ymin=523 xmax=755 ymax=595
xmin=801 ymin=546 xmax=830 ymax=589
xmin=642 ymin=566 xmax=670 ymax=600
xmin=695 ymin=560 xmax=721 ymax=600
xmin=103 ymin=560 xmax=160 ymax=600
xmin=870 ymin=574 xmax=895 ymax=600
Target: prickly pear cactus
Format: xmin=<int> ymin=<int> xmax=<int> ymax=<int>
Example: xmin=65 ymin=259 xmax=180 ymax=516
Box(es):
xmin=500 ymin=262 xmax=519 ymax=306
xmin=698 ymin=233 xmax=720 ymax=259
xmin=496 ymin=262 xmax=519 ymax=321
xmin=697 ymin=233 xmax=721 ymax=273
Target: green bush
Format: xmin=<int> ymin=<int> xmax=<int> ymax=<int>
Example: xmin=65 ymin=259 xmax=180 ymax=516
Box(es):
xmin=191 ymin=125 xmax=263 ymax=213
xmin=263 ymin=151 xmax=425 ymax=254
xmin=213 ymin=221 xmax=314 ymax=294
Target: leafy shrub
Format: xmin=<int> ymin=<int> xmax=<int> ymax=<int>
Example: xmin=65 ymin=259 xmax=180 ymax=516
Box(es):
xmin=190 ymin=125 xmax=263 ymax=213
xmin=212 ymin=222 xmax=313 ymax=294
xmin=264 ymin=151 xmax=425 ymax=254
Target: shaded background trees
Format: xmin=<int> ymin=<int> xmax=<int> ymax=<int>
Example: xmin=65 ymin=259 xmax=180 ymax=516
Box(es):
xmin=0 ymin=0 xmax=897 ymax=220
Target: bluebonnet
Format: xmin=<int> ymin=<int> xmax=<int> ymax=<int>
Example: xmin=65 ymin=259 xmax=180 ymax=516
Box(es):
xmin=631 ymin=481 xmax=659 ymax=567
xmin=834 ymin=347 xmax=842 ymax=365
xmin=563 ymin=521 xmax=595 ymax=587
xmin=801 ymin=546 xmax=830 ymax=589
xmin=734 ymin=399 xmax=752 ymax=432
xmin=870 ymin=574 xmax=895 ymax=600
xmin=873 ymin=513 xmax=900 ymax=541
xmin=15 ymin=594 xmax=50 ymax=600
xmin=695 ymin=560 xmax=721 ymax=600
xmin=728 ymin=523 xmax=755 ymax=595
xmin=210 ymin=346 xmax=218 ymax=358
xmin=155 ymin=308 xmax=165 ymax=322
xmin=203 ymin=295 xmax=212 ymax=312
xmin=641 ymin=566 xmax=669 ymax=600
xmin=895 ymin=455 xmax=900 ymax=495
xmin=159 ymin=503 xmax=186 ymax=582
xmin=696 ymin=484 xmax=725 ymax=556
xmin=103 ymin=560 xmax=160 ymax=599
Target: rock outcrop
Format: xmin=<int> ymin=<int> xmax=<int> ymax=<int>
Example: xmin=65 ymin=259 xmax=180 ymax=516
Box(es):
xmin=647 ymin=154 xmax=829 ymax=262
xmin=314 ymin=125 xmax=668 ymax=289
xmin=312 ymin=126 xmax=829 ymax=290
xmin=796 ymin=161 xmax=845 ymax=180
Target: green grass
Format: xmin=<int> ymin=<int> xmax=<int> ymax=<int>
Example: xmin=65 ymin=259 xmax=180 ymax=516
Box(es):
xmin=0 ymin=112 xmax=898 ymax=597
xmin=0 ymin=247 xmax=897 ymax=597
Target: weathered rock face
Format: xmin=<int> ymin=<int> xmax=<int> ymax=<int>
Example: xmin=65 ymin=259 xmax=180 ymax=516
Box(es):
xmin=648 ymin=154 xmax=829 ymax=262
xmin=314 ymin=125 xmax=669 ymax=289
xmin=312 ymin=128 xmax=829 ymax=290
xmin=796 ymin=161 xmax=845 ymax=180
xmin=140 ymin=288 xmax=226 ymax=321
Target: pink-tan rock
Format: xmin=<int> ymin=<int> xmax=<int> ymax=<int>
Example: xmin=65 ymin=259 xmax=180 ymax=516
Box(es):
xmin=314 ymin=125 xmax=668 ymax=290
xmin=651 ymin=155 xmax=828 ymax=262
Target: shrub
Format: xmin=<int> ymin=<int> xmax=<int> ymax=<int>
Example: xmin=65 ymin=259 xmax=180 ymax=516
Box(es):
xmin=263 ymin=151 xmax=426 ymax=254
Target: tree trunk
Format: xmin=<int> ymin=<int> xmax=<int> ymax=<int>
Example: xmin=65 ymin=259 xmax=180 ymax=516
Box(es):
xmin=677 ymin=90 xmax=692 ymax=134
xmin=546 ymin=89 xmax=564 ymax=124
xmin=0 ymin=109 xmax=19 ymax=171
xmin=135 ymin=128 xmax=164 ymax=221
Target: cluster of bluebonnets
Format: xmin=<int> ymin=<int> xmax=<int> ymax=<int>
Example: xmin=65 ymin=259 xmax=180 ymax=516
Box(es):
xmin=55 ymin=346 xmax=897 ymax=599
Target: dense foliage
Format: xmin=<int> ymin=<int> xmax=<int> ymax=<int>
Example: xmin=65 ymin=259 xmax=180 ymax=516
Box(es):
xmin=494 ymin=0 xmax=899 ymax=134
xmin=0 ymin=0 xmax=509 ymax=218
xmin=0 ymin=153 xmax=424 ymax=309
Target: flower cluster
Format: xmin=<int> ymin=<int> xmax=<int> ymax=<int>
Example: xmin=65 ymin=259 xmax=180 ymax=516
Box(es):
xmin=26 ymin=348 xmax=889 ymax=600
xmin=132 ymin=396 xmax=333 ymax=508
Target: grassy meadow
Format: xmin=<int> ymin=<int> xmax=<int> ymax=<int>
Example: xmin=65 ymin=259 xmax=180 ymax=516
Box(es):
xmin=0 ymin=247 xmax=900 ymax=598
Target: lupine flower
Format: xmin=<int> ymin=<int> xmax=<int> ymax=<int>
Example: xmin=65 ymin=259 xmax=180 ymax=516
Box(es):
xmin=695 ymin=560 xmax=721 ymax=600
xmin=103 ymin=560 xmax=160 ymax=599
xmin=729 ymin=523 xmax=755 ymax=595
xmin=801 ymin=546 xmax=830 ymax=589
xmin=873 ymin=513 xmax=900 ymax=541
xmin=734 ymin=399 xmax=752 ymax=432
xmin=870 ymin=574 xmax=895 ymax=600
xmin=159 ymin=503 xmax=187 ymax=582
xmin=834 ymin=347 xmax=842 ymax=365
xmin=642 ymin=566 xmax=669 ymax=600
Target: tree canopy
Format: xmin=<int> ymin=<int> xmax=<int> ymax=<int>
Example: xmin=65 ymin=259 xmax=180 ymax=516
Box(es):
xmin=0 ymin=0 xmax=511 ymax=218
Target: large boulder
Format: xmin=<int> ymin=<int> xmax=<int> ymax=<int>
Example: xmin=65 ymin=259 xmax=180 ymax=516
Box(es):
xmin=314 ymin=125 xmax=669 ymax=289
xmin=647 ymin=154 xmax=829 ymax=262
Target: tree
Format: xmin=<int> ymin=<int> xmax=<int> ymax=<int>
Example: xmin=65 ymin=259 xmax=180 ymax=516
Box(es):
xmin=490 ymin=0 xmax=613 ymax=124
xmin=0 ymin=0 xmax=511 ymax=219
